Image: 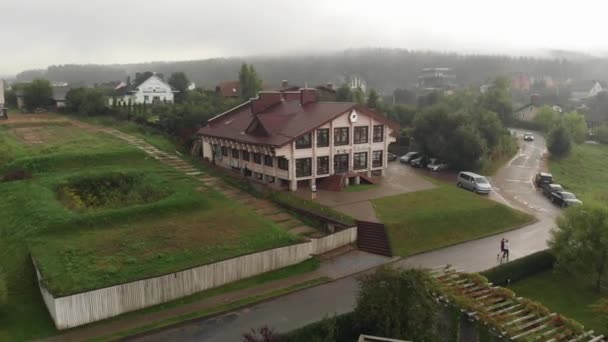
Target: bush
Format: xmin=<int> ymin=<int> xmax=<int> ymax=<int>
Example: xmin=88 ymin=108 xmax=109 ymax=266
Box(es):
xmin=481 ymin=250 xmax=555 ymax=285
xmin=280 ymin=313 xmax=358 ymax=342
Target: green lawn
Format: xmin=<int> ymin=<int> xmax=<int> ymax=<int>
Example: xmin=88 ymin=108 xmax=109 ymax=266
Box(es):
xmin=510 ymin=270 xmax=607 ymax=334
xmin=0 ymin=119 xmax=301 ymax=340
xmin=373 ymin=184 xmax=534 ymax=256
xmin=344 ymin=184 xmax=379 ymax=192
xmin=550 ymin=144 xmax=608 ymax=204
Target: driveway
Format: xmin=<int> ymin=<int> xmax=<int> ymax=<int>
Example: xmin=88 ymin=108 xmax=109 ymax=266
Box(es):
xmin=128 ymin=129 xmax=561 ymax=342
xmin=294 ymin=162 xmax=435 ymax=222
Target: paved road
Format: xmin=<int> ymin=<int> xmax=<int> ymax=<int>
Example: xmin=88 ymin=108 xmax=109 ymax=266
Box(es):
xmin=129 ymin=129 xmax=560 ymax=342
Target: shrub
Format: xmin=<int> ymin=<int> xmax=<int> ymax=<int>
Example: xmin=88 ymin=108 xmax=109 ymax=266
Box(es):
xmin=548 ymin=125 xmax=572 ymax=158
xmin=280 ymin=313 xmax=358 ymax=342
xmin=481 ymin=250 xmax=555 ymax=285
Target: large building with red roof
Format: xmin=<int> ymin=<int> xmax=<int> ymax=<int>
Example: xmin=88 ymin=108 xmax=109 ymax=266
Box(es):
xmin=197 ymin=88 xmax=397 ymax=191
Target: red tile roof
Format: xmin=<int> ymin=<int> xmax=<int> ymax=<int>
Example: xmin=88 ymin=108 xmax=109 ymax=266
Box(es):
xmin=216 ymin=80 xmax=240 ymax=97
xmin=198 ymin=90 xmax=398 ymax=148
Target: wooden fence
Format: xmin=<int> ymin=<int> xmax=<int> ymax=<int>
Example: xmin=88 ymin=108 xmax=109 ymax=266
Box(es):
xmin=34 ymin=227 xmax=357 ymax=329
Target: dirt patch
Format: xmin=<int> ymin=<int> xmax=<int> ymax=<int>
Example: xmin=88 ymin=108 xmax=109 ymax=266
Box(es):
xmin=11 ymin=126 xmax=47 ymax=144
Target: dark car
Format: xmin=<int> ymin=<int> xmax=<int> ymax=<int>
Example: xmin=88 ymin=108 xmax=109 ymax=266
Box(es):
xmin=550 ymin=191 xmax=583 ymax=208
xmin=534 ymin=172 xmax=553 ymax=187
xmin=387 ymin=152 xmax=398 ymax=162
xmin=542 ymin=183 xmax=564 ymax=198
xmin=410 ymin=155 xmax=430 ymax=168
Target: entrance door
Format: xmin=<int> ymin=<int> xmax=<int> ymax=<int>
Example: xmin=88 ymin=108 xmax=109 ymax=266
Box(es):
xmin=334 ymin=154 xmax=349 ymax=174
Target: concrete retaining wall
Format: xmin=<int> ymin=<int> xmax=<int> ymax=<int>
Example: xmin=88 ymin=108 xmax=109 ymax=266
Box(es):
xmin=35 ymin=227 xmax=357 ymax=329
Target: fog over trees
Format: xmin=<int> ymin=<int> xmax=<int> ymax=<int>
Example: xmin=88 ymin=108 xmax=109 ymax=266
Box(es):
xmin=14 ymin=49 xmax=606 ymax=93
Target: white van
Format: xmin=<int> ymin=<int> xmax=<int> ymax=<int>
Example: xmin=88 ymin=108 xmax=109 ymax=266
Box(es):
xmin=457 ymin=171 xmax=492 ymax=194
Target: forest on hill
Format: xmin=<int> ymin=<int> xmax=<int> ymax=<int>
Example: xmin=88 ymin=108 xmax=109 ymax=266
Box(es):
xmin=14 ymin=48 xmax=608 ymax=92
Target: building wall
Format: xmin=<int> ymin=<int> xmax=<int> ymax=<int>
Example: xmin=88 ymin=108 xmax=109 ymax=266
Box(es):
xmin=517 ymin=106 xmax=539 ymax=122
xmin=201 ymin=108 xmax=395 ymax=190
xmin=109 ymin=75 xmax=175 ymax=105
xmin=0 ymin=79 xmax=5 ymax=107
xmin=35 ymin=228 xmax=357 ymax=329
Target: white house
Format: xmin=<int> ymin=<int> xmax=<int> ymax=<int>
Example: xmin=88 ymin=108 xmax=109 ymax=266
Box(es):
xmin=515 ymin=103 xmax=539 ymax=122
xmin=0 ymin=79 xmax=5 ymax=108
xmin=196 ymin=88 xmax=398 ymax=191
xmin=110 ymin=72 xmax=178 ymax=106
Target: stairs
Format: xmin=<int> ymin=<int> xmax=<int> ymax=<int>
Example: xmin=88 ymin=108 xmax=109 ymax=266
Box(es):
xmin=317 ymin=174 xmax=345 ymax=191
xmin=356 ymin=220 xmax=393 ymax=257
xmin=357 ymin=173 xmax=377 ymax=185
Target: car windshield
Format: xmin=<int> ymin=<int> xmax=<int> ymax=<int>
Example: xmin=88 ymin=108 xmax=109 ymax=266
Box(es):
xmin=475 ymin=177 xmax=488 ymax=184
xmin=405 ymin=152 xmax=416 ymax=157
xmin=561 ymin=192 xmax=576 ymax=199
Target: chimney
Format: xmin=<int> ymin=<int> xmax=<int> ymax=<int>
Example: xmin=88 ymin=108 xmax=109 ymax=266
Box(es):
xmin=251 ymin=91 xmax=282 ymax=114
xmin=281 ymin=80 xmax=289 ymax=88
xmin=300 ymin=88 xmax=317 ymax=106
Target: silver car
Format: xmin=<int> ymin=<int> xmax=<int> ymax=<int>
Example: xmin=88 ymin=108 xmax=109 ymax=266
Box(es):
xmin=457 ymin=171 xmax=492 ymax=194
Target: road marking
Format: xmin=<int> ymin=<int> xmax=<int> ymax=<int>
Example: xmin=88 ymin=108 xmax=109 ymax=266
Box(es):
xmin=505 ymin=179 xmax=531 ymax=183
xmin=492 ymin=190 xmax=514 ymax=208
xmin=512 ymin=165 xmax=534 ymax=169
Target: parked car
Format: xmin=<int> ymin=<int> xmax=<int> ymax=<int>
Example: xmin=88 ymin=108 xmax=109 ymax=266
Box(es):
xmin=541 ymin=183 xmax=564 ymax=198
xmin=550 ymin=191 xmax=583 ymax=208
xmin=387 ymin=152 xmax=398 ymax=162
xmin=457 ymin=171 xmax=492 ymax=194
xmin=410 ymin=155 xmax=430 ymax=168
xmin=427 ymin=159 xmax=449 ymax=172
xmin=534 ymin=172 xmax=553 ymax=187
xmin=399 ymin=151 xmax=420 ymax=164
xmin=523 ymin=132 xmax=535 ymax=141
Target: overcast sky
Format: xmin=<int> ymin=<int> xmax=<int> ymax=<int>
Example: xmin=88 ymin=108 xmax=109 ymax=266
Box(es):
xmin=2 ymin=0 xmax=607 ymax=75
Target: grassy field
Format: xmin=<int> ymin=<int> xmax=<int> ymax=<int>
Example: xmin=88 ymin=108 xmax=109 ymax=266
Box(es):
xmin=0 ymin=119 xmax=300 ymax=340
xmin=373 ymin=183 xmax=534 ymax=256
xmin=550 ymin=144 xmax=608 ymax=204
xmin=510 ymin=270 xmax=606 ymax=334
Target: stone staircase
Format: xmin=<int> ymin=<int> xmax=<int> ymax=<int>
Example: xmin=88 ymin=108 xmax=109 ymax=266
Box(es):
xmin=356 ymin=220 xmax=393 ymax=257
xmin=84 ymin=124 xmax=318 ymax=238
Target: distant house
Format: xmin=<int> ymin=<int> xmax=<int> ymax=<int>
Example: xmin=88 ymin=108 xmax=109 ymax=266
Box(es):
xmin=216 ymin=80 xmax=240 ymax=98
xmin=110 ymin=72 xmax=178 ymax=105
xmin=52 ymin=85 xmax=70 ymax=108
xmin=515 ymin=103 xmax=539 ymax=122
xmin=0 ymin=79 xmax=5 ymax=108
xmin=569 ymin=80 xmax=604 ymax=102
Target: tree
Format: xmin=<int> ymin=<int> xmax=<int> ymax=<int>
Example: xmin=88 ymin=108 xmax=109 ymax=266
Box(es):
xmin=393 ymin=88 xmax=416 ymax=105
xmin=593 ymin=124 xmax=608 ymax=144
xmin=387 ymin=105 xmax=417 ymax=127
xmin=561 ymin=111 xmax=587 ymax=143
xmin=66 ymin=88 xmax=107 ymax=116
xmin=550 ymin=204 xmax=608 ymax=292
xmin=366 ymin=89 xmax=379 ymax=109
xmin=23 ymin=79 xmax=52 ymax=110
xmin=168 ymin=72 xmax=190 ymax=103
xmin=533 ymin=106 xmax=561 ymax=132
xmin=547 ymin=124 xmax=572 ymax=158
xmin=478 ymin=77 xmax=514 ymax=123
xmin=335 ymin=84 xmax=353 ymax=102
xmin=353 ymin=267 xmax=439 ymax=341
xmin=352 ymin=87 xmax=365 ymax=104
xmin=238 ymin=63 xmax=262 ymax=100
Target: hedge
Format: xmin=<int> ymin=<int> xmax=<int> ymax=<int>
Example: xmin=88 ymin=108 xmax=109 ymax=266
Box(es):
xmin=280 ymin=313 xmax=359 ymax=342
xmin=481 ymin=250 xmax=555 ymax=285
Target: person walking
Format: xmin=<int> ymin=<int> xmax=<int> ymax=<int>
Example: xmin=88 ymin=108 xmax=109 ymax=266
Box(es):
xmin=503 ymin=239 xmax=510 ymax=261
xmin=311 ymin=182 xmax=317 ymax=200
xmin=499 ymin=238 xmax=505 ymax=261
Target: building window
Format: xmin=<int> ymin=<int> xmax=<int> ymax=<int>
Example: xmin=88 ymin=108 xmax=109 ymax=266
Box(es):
xmin=264 ymin=155 xmax=273 ymax=167
xmin=373 ymin=125 xmax=384 ymax=142
xmin=317 ymin=156 xmax=329 ymax=175
xmin=354 ymin=126 xmax=369 ymax=144
xmin=221 ymin=146 xmax=228 ymax=156
xmin=144 ymin=95 xmax=149 ymax=102
xmin=372 ymin=150 xmax=383 ymax=168
xmin=153 ymin=96 xmax=161 ymax=103
xmin=334 ymin=127 xmax=349 ymax=146
xmin=334 ymin=154 xmax=349 ymax=174
xmin=242 ymin=150 xmax=250 ymax=161
xmin=296 ymin=158 xmax=312 ymax=177
xmin=253 ymin=153 xmax=261 ymax=164
xmin=317 ymin=128 xmax=329 ymax=147
xmin=231 ymin=149 xmax=239 ymax=158
xmin=278 ymin=157 xmax=289 ymax=171
xmin=295 ymin=133 xmax=312 ymax=149
xmin=353 ymin=152 xmax=368 ymax=170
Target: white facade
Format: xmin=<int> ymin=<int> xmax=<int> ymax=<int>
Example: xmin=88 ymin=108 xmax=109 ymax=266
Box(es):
xmin=110 ymin=75 xmax=177 ymax=105
xmin=201 ymin=109 xmax=395 ymax=191
xmin=0 ymin=79 xmax=5 ymax=107
xmin=516 ymin=104 xmax=539 ymax=122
